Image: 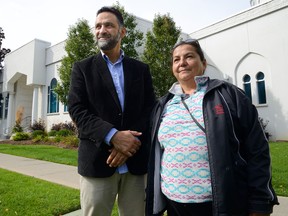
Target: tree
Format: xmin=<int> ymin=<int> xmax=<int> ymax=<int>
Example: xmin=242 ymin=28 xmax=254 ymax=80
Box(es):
xmin=113 ymin=1 xmax=144 ymax=59
xmin=142 ymin=14 xmax=181 ymax=97
xmin=55 ymin=19 xmax=97 ymax=104
xmin=0 ymin=27 xmax=11 ymax=70
xmin=56 ymin=4 xmax=144 ymax=104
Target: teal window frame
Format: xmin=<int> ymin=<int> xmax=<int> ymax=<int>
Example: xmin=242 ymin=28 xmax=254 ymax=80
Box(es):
xmin=243 ymin=74 xmax=252 ymax=101
xmin=256 ymin=72 xmax=267 ymax=104
xmin=47 ymin=78 xmax=59 ymax=113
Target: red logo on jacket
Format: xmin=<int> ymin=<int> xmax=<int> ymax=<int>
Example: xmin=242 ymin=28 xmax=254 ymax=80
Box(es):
xmin=214 ymin=104 xmax=224 ymax=115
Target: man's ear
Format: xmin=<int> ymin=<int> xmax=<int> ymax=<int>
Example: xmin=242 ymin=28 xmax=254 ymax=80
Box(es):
xmin=120 ymin=27 xmax=126 ymax=39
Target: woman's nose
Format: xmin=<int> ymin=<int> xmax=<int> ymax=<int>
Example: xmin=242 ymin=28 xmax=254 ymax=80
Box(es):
xmin=179 ymin=58 xmax=187 ymax=66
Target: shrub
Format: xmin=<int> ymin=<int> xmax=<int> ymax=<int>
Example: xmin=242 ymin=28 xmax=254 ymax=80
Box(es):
xmin=57 ymin=129 xmax=73 ymax=137
xmin=61 ymin=122 xmax=77 ymax=134
xmin=61 ymin=136 xmax=79 ymax=148
xmin=13 ymin=106 xmax=24 ymax=133
xmin=48 ymin=130 xmax=57 ymax=137
xmin=42 ymin=136 xmax=50 ymax=142
xmin=30 ymin=119 xmax=46 ymax=131
xmin=51 ymin=121 xmax=77 ymax=135
xmin=12 ymin=132 xmax=30 ymax=141
xmin=51 ymin=136 xmax=62 ymax=143
xmin=259 ymin=117 xmax=271 ymax=140
xmin=51 ymin=123 xmax=62 ymax=131
xmin=31 ymin=130 xmax=47 ymax=139
xmin=31 ymin=135 xmax=50 ymax=143
xmin=32 ymin=135 xmax=44 ymax=143
xmin=12 ymin=122 xmax=23 ymax=133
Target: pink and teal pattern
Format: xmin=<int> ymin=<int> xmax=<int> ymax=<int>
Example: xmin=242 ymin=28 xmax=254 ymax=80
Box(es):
xmin=158 ymin=77 xmax=212 ymax=203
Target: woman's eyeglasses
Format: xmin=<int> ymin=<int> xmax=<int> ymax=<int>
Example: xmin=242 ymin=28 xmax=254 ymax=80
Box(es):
xmin=171 ymin=38 xmax=205 ymax=61
xmin=172 ymin=38 xmax=200 ymax=50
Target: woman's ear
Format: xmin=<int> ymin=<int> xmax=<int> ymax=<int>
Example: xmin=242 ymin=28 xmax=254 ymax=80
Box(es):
xmin=202 ymin=59 xmax=207 ymax=74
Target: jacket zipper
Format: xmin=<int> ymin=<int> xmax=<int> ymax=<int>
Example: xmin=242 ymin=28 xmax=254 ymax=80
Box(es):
xmin=217 ymin=90 xmax=247 ymax=165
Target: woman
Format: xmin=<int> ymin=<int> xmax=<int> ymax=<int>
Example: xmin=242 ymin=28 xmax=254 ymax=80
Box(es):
xmin=146 ymin=39 xmax=278 ymax=216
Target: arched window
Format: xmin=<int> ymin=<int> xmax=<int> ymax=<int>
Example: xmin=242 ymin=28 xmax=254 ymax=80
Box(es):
xmin=256 ymin=72 xmax=267 ymax=104
xmin=47 ymin=78 xmax=59 ymax=113
xmin=243 ymin=74 xmax=252 ymax=101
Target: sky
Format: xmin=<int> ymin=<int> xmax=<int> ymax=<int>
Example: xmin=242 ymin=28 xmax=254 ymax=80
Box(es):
xmin=1 ymin=0 xmax=251 ymax=51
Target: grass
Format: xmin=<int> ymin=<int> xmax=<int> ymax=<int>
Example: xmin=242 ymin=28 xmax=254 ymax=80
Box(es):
xmin=0 ymin=168 xmax=80 ymax=216
xmin=269 ymin=142 xmax=288 ymax=196
xmin=0 ymin=144 xmax=77 ymax=166
xmin=0 ymin=143 xmax=120 ymax=215
xmin=0 ymin=141 xmax=287 ymax=215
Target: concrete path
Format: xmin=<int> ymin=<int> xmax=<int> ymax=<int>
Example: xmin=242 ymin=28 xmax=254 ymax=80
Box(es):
xmin=0 ymin=152 xmax=79 ymax=189
xmin=0 ymin=153 xmax=286 ymax=215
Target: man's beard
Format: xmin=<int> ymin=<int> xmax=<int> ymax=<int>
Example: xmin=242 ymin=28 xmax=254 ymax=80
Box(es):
xmin=97 ymin=31 xmax=121 ymax=50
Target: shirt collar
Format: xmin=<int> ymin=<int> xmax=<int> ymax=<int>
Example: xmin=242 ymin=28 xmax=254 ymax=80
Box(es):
xmin=169 ymin=75 xmax=209 ymax=96
xmin=101 ymin=49 xmax=125 ymax=65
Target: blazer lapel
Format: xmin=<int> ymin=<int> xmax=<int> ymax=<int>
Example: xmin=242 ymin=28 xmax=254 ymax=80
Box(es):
xmin=94 ymin=54 xmax=121 ymax=109
xmin=122 ymin=57 xmax=133 ymax=110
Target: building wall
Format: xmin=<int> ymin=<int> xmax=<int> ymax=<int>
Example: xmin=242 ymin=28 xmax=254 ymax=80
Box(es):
xmin=45 ymin=40 xmax=71 ymax=131
xmin=190 ymin=0 xmax=288 ymax=140
xmin=3 ymin=39 xmax=51 ymax=92
xmin=14 ymin=75 xmax=33 ymax=125
xmin=46 ymin=41 xmax=66 ymax=65
xmin=1 ymin=39 xmax=51 ymax=136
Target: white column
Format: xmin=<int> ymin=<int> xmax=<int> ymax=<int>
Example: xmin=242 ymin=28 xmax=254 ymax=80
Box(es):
xmin=6 ymin=92 xmax=15 ymax=135
xmin=40 ymin=85 xmax=47 ymax=118
xmin=31 ymin=86 xmax=39 ymax=122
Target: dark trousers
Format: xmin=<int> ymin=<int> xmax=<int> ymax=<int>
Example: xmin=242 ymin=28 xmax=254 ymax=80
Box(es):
xmin=166 ymin=199 xmax=213 ymax=216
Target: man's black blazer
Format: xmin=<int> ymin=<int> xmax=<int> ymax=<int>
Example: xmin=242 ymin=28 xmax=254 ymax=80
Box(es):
xmin=68 ymin=53 xmax=156 ymax=177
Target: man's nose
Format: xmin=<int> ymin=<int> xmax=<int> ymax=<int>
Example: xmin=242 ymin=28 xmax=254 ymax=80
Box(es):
xmin=97 ymin=25 xmax=107 ymax=34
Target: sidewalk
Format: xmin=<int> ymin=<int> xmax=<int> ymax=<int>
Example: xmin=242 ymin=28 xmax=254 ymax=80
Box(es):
xmin=0 ymin=152 xmax=286 ymax=216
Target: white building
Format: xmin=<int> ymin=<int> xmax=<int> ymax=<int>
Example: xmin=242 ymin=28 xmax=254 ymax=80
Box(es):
xmin=1 ymin=0 xmax=287 ymax=141
xmin=193 ymin=0 xmax=288 ymax=141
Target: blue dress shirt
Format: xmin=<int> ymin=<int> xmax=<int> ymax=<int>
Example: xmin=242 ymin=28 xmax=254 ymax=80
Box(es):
xmin=102 ymin=50 xmax=128 ymax=174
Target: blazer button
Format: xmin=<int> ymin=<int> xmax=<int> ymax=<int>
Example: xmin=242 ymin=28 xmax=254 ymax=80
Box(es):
xmin=118 ymin=113 xmax=122 ymax=116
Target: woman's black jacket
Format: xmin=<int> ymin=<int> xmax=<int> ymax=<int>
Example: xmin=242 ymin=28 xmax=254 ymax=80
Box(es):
xmin=146 ymin=79 xmax=278 ymax=216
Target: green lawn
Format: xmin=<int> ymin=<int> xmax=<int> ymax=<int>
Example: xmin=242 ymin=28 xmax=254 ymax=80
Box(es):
xmin=0 ymin=143 xmax=120 ymax=215
xmin=269 ymin=142 xmax=288 ymax=196
xmin=0 ymin=141 xmax=287 ymax=215
xmin=0 ymin=144 xmax=77 ymax=166
xmin=0 ymin=168 xmax=80 ymax=216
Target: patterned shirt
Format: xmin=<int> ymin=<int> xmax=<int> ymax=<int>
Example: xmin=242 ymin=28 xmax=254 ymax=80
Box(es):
xmin=158 ymin=76 xmax=212 ymax=203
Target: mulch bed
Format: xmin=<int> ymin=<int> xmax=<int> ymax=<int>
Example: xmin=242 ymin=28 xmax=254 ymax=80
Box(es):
xmin=0 ymin=139 xmax=77 ymax=150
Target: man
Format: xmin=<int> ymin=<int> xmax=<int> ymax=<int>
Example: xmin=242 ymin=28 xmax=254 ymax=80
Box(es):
xmin=68 ymin=6 xmax=156 ymax=216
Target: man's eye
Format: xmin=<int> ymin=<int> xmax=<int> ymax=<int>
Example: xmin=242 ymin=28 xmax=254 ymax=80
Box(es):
xmin=105 ymin=23 xmax=113 ymax=28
